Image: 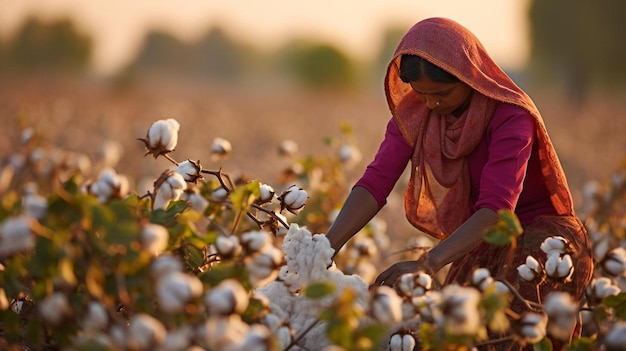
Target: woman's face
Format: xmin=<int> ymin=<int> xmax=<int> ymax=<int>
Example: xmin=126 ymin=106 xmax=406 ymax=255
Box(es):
xmin=409 ymin=77 xmax=474 ymax=116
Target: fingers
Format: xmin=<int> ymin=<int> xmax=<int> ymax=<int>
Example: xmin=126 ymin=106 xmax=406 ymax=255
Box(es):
xmin=373 ymin=267 xmax=395 ymax=288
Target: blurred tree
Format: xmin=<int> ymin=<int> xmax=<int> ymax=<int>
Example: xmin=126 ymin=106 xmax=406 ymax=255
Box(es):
xmin=278 ymin=41 xmax=357 ymax=91
xmin=122 ymin=26 xmax=258 ymax=85
xmin=529 ymin=0 xmax=626 ymax=102
xmin=2 ymin=17 xmax=92 ymax=75
xmin=371 ymin=25 xmax=407 ymax=88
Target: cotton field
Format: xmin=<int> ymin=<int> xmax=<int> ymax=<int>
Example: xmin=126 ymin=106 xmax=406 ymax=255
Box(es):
xmin=1 ymin=84 xmax=626 ymax=350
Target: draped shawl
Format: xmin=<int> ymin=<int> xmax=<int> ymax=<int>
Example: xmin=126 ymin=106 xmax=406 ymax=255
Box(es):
xmin=384 ymin=17 xmax=574 ymax=239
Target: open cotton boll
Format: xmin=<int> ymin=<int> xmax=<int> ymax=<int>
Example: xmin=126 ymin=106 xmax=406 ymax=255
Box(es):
xmin=545 ymin=252 xmax=574 ymax=282
xmin=156 ymin=272 xmax=203 ymax=314
xmin=39 ymin=292 xmax=72 ymax=325
xmin=127 ymin=313 xmax=167 ymax=350
xmin=0 ymin=215 xmax=36 ymax=257
xmin=544 ymin=292 xmax=578 ymax=341
xmin=148 ymin=119 xmax=180 ymax=152
xmin=241 ymin=230 xmax=272 ymax=253
xmin=258 ymin=183 xmax=275 ymax=204
xmin=602 ymin=247 xmax=626 ymax=277
xmin=605 ymin=322 xmax=626 ymax=350
xmin=255 ymin=224 xmax=370 ymax=349
xmin=517 ymin=312 xmax=548 ymax=344
xmin=517 ymin=255 xmax=543 ymax=283
xmin=278 ymin=185 xmax=308 ymax=214
xmin=150 ymin=254 xmax=184 ymax=278
xmin=23 ymin=192 xmax=47 ymax=221
xmin=156 ymin=326 xmax=192 ymax=351
xmin=441 ymin=284 xmax=482 ymax=336
xmin=175 ymin=159 xmax=203 ymax=183
xmin=215 ymin=235 xmax=242 ymax=258
xmin=141 ymin=223 xmax=169 ymax=256
xmin=540 ymin=236 xmax=569 ymax=255
xmin=204 ymin=279 xmax=249 ymax=315
xmin=370 ymin=286 xmax=403 ymax=324
xmin=195 ymin=315 xmax=249 ymax=350
xmin=82 ymin=301 xmax=109 ymax=331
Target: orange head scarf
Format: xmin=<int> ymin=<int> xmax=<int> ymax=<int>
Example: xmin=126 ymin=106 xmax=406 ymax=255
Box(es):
xmin=385 ymin=17 xmax=574 ymax=239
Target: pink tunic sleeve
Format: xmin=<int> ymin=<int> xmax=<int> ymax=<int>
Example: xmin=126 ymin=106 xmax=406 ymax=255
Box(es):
xmin=354 ymin=118 xmax=412 ymax=208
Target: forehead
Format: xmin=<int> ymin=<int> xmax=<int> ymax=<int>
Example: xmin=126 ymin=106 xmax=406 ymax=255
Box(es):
xmin=409 ymin=77 xmax=457 ymax=95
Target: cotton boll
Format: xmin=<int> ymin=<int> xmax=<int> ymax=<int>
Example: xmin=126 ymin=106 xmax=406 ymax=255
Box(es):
xmin=175 ymin=159 xmax=203 ymax=183
xmin=83 ymin=301 xmax=109 ymax=331
xmin=205 ymin=279 xmax=249 ymax=315
xmin=0 ymin=215 xmax=36 ymax=257
xmin=156 ymin=326 xmax=192 ymax=351
xmin=370 ymin=286 xmax=403 ymax=324
xmin=239 ymin=324 xmax=272 ymax=350
xmin=517 ymin=255 xmax=543 ymax=283
xmin=278 ymin=185 xmax=308 ymax=214
xmin=183 ymin=190 xmax=209 ymax=213
xmin=241 ymin=230 xmax=272 ymax=253
xmin=605 ymin=322 xmax=626 ymax=351
xmin=39 ymin=292 xmax=72 ymax=325
xmin=278 ymin=140 xmax=298 ymax=156
xmin=147 ymin=119 xmax=180 ymax=152
xmin=23 ymin=192 xmax=47 ymax=221
xmin=210 ymin=187 xmax=229 ymax=202
xmin=396 ymin=272 xmax=432 ymax=298
xmin=211 ymin=137 xmax=232 ymax=157
xmin=544 ymin=292 xmax=578 ymax=341
xmin=471 ymin=268 xmax=494 ymax=291
xmin=586 ymin=277 xmax=621 ymax=304
xmin=247 ymin=246 xmax=284 ymax=287
xmin=195 ymin=315 xmax=249 ymax=350
xmin=540 ymin=236 xmax=569 ymax=255
xmin=127 ymin=313 xmax=167 ymax=350
xmin=141 ymin=223 xmax=169 ymax=256
xmin=545 ymin=252 xmax=574 ymax=282
xmin=156 ymin=272 xmax=203 ymax=314
xmin=166 ymin=171 xmax=187 ymax=190
xmin=602 ymin=247 xmax=626 ymax=277
xmin=153 ymin=170 xmax=187 ymax=210
xmin=215 ymin=235 xmax=242 ymax=258
xmin=441 ymin=284 xmax=482 ymax=336
xmin=150 ymin=254 xmax=183 ymax=278
xmin=389 ymin=332 xmax=416 ymax=351
xmin=258 ymin=183 xmax=275 ymax=204
xmin=517 ymin=312 xmax=548 ymax=344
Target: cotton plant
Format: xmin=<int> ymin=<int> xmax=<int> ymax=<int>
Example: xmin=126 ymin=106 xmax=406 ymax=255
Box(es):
xmin=256 ymin=224 xmax=372 ymax=349
xmin=84 ymin=167 xmax=130 ymax=203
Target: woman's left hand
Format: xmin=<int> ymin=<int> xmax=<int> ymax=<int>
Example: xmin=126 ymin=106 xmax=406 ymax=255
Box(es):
xmin=372 ymin=260 xmax=425 ymax=288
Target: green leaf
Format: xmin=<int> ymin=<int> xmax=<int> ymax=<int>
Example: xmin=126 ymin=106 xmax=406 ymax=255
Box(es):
xmin=230 ymin=180 xmax=260 ymax=212
xmin=305 ymin=281 xmax=336 ymax=299
xmin=498 ymin=209 xmax=523 ymax=236
xmin=483 ymin=227 xmax=513 ymax=246
xmin=602 ymin=292 xmax=626 ymax=319
xmin=565 ymin=337 xmax=595 ymax=351
xmin=534 ymin=337 xmax=553 ymax=351
xmin=150 ymin=200 xmax=188 ymax=225
xmin=483 ymin=210 xmax=524 ymax=246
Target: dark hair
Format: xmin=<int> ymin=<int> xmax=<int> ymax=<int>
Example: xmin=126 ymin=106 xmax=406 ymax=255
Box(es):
xmin=399 ymin=54 xmax=459 ymax=83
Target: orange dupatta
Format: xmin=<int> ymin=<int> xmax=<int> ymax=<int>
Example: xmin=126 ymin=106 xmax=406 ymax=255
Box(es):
xmin=384 ymin=17 xmax=574 ymax=240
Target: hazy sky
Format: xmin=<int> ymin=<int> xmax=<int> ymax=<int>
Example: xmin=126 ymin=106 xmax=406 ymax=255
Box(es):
xmin=0 ymin=0 xmax=531 ymax=75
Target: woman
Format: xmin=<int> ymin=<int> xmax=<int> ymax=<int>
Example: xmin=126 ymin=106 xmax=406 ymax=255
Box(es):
xmin=325 ymin=17 xmax=592 ymax=347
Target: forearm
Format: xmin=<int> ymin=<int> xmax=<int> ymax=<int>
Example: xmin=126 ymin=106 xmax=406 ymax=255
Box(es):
xmin=426 ymin=208 xmax=498 ymax=272
xmin=326 ymin=186 xmax=381 ymax=252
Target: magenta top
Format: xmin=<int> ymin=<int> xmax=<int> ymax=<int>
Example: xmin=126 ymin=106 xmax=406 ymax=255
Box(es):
xmin=355 ymin=103 xmax=557 ymax=225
